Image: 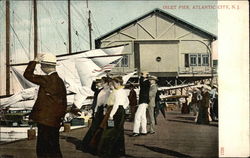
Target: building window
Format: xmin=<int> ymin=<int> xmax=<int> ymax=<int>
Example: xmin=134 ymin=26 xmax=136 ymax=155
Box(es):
xmin=190 ymin=55 xmax=197 ymax=66
xmin=114 ymin=55 xmax=129 ymax=67
xmin=115 ymin=55 xmax=128 ymax=67
xmin=202 ymin=55 xmax=209 ymax=66
xmin=186 ymin=54 xmax=210 ymax=67
xmin=198 ymin=54 xmax=202 ymax=66
xmin=121 ymin=55 xmax=129 ymax=67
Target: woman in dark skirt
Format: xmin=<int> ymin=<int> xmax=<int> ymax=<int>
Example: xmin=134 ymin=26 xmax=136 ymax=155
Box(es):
xmin=97 ymin=76 xmax=129 ymax=158
xmin=181 ymin=97 xmax=190 ymax=114
xmin=196 ymin=87 xmax=210 ymax=125
xmin=82 ymin=77 xmax=111 ymax=154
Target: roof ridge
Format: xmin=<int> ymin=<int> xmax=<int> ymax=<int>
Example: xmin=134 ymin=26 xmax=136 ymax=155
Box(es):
xmin=95 ymin=8 xmax=217 ymax=42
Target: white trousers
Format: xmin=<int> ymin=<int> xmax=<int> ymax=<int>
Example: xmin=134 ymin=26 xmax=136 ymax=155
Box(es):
xmin=133 ymin=103 xmax=148 ymax=134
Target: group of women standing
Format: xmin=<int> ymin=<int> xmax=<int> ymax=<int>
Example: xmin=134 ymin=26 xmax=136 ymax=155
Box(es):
xmin=189 ymin=86 xmax=214 ymax=125
xmin=82 ymin=76 xmax=128 ymax=158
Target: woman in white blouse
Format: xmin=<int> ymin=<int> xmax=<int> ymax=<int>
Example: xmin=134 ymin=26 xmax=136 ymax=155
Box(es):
xmin=97 ymin=76 xmax=129 ymax=158
xmin=82 ymin=77 xmax=111 ymax=154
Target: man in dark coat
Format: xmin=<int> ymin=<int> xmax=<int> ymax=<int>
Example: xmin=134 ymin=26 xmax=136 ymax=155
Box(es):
xmin=24 ymin=53 xmax=67 ymax=158
xmin=128 ymin=84 xmax=137 ymax=122
xmin=132 ymin=72 xmax=150 ymax=136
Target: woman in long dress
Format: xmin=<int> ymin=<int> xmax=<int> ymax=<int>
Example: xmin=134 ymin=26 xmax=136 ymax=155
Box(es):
xmin=97 ymin=76 xmax=129 ymax=158
xmin=196 ymin=87 xmax=210 ymax=125
xmin=82 ymin=77 xmax=111 ymax=154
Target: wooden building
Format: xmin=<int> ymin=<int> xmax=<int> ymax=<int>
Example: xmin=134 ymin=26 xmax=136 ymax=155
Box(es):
xmin=95 ymin=8 xmax=217 ymax=85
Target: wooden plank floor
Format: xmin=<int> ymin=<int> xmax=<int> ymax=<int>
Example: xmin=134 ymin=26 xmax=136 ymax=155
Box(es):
xmin=0 ymin=110 xmax=218 ymax=158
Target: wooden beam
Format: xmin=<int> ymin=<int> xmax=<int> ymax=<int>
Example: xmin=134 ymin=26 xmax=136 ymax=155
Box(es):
xmin=177 ymin=32 xmax=191 ymax=39
xmin=157 ymin=23 xmax=175 ymax=39
xmin=119 ymin=32 xmax=136 ymax=39
xmin=137 ymin=22 xmax=155 ymax=39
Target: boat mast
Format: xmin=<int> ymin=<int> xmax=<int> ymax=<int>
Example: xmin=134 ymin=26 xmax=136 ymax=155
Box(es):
xmin=6 ymin=0 xmax=10 ymax=95
xmin=33 ymin=0 xmax=38 ymax=57
xmin=68 ymin=0 xmax=72 ymax=54
xmin=86 ymin=0 xmax=92 ymax=50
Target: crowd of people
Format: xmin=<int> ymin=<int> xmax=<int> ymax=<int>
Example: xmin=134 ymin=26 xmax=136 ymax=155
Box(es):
xmin=82 ymin=76 xmax=128 ymax=158
xmin=23 ymin=53 xmax=161 ymax=158
xmin=181 ymin=85 xmax=219 ymax=125
xmin=23 ymin=53 xmax=218 ymax=158
xmin=82 ymin=71 xmax=161 ymax=157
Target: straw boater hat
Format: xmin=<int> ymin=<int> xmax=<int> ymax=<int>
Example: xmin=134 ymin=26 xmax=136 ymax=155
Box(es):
xmin=40 ymin=53 xmax=57 ymax=66
xmin=141 ymin=71 xmax=149 ymax=76
xmin=149 ymin=76 xmax=158 ymax=81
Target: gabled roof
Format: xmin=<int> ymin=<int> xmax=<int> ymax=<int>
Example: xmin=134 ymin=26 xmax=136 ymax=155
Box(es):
xmin=95 ymin=8 xmax=217 ymax=42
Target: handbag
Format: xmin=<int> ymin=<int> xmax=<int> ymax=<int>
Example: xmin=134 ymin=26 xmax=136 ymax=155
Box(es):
xmin=107 ymin=119 xmax=114 ymax=127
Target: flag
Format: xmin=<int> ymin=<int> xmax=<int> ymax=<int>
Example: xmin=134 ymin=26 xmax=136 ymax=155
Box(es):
xmin=92 ymin=57 xmax=122 ymax=73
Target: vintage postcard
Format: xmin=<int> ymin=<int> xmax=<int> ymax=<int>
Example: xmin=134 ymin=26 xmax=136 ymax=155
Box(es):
xmin=0 ymin=0 xmax=249 ymax=157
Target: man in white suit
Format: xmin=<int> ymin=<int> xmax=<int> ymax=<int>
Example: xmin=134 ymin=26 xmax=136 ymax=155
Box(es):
xmin=132 ymin=72 xmax=150 ymax=137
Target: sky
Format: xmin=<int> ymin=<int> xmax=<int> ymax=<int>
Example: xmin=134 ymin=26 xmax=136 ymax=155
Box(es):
xmin=0 ymin=0 xmax=218 ymax=95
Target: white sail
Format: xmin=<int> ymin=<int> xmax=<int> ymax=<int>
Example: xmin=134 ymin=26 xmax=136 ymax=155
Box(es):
xmin=0 ymin=87 xmax=38 ymax=109
xmin=1 ymin=46 xmax=128 ymax=109
xmin=11 ymin=67 xmax=37 ymax=89
xmin=122 ymin=71 xmax=137 ymax=85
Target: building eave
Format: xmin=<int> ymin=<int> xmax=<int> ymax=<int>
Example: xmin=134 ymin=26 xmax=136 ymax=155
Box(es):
xmin=95 ymin=8 xmax=217 ymax=44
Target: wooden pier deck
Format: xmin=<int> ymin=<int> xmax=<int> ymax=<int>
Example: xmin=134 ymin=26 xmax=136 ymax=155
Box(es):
xmin=0 ymin=110 xmax=218 ymax=158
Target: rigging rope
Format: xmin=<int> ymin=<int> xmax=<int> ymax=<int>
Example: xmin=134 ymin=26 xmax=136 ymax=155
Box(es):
xmin=12 ymin=9 xmax=16 ymax=64
xmin=0 ymin=7 xmax=29 ymax=58
xmin=40 ymin=2 xmax=67 ymax=52
xmin=91 ymin=14 xmax=102 ymax=37
xmin=10 ymin=25 xmax=29 ymax=58
xmin=71 ymin=3 xmax=88 ymax=28
xmin=57 ymin=3 xmax=90 ymax=45
xmin=28 ymin=0 xmax=32 ymax=60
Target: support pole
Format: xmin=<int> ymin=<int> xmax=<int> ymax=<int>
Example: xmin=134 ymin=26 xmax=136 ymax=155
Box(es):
xmin=33 ymin=0 xmax=38 ymax=57
xmin=88 ymin=10 xmax=92 ymax=50
xmin=6 ymin=0 xmax=10 ymax=95
xmin=68 ymin=0 xmax=72 ymax=54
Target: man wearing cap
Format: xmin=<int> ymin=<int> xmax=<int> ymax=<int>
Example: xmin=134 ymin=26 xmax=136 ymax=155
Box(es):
xmin=132 ymin=72 xmax=150 ymax=137
xmin=147 ymin=76 xmax=158 ymax=134
xmin=24 ymin=53 xmax=67 ymax=158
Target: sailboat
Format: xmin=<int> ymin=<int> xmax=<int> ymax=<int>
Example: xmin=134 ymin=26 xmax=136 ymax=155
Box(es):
xmin=0 ymin=0 xmax=135 ymax=142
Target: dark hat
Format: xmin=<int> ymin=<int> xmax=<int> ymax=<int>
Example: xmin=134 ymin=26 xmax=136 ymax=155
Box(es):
xmin=95 ymin=78 xmax=102 ymax=83
xmin=112 ymin=76 xmax=123 ymax=85
xmin=101 ymin=76 xmax=112 ymax=83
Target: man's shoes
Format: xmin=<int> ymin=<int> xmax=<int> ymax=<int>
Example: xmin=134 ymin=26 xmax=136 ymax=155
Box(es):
xmin=131 ymin=133 xmax=140 ymax=137
xmin=140 ymin=133 xmax=147 ymax=136
xmin=149 ymin=131 xmax=155 ymax=134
